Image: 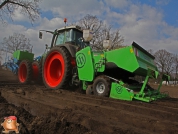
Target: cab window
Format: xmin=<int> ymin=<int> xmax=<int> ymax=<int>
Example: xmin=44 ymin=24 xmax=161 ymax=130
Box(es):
xmin=55 ymin=30 xmax=71 ymax=45
xmin=55 ymin=32 xmax=65 ymax=45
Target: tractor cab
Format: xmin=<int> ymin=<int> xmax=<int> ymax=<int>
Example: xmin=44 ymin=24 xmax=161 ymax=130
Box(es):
xmin=39 ymin=25 xmax=93 ymax=50
xmin=53 ymin=25 xmax=85 ymax=48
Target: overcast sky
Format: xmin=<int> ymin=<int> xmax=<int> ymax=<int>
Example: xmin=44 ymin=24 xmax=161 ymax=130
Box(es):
xmin=0 ymin=0 xmax=178 ymax=61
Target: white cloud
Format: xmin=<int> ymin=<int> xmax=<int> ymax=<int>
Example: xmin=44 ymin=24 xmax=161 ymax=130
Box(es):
xmin=0 ymin=24 xmax=27 ymax=38
xmin=37 ymin=17 xmax=64 ymax=30
xmin=104 ymin=0 xmax=130 ymax=8
xmin=1 ymin=0 xmax=178 ymax=64
xmin=161 ymin=22 xmax=178 ymax=40
xmin=40 ymin=0 xmax=104 ymax=21
xmin=11 ymin=7 xmax=29 ymax=22
xmin=156 ymin=38 xmax=178 ymax=53
xmin=156 ymin=0 xmax=170 ymax=5
xmin=104 ymin=4 xmax=178 ymax=54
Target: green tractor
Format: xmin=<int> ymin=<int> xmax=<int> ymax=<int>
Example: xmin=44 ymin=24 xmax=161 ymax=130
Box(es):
xmin=16 ymin=25 xmax=86 ymax=86
xmin=40 ymin=24 xmax=169 ymax=102
xmin=39 ymin=25 xmax=90 ymax=89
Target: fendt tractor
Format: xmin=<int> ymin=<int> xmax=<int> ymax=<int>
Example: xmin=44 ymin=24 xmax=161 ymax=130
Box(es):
xmin=10 ymin=21 xmax=170 ymax=102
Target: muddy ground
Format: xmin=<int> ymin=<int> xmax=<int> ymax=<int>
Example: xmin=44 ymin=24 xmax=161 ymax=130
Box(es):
xmin=0 ymin=67 xmax=178 ymax=134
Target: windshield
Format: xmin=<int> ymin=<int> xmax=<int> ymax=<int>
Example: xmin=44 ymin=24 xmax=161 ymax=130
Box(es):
xmin=55 ymin=30 xmax=71 ymax=45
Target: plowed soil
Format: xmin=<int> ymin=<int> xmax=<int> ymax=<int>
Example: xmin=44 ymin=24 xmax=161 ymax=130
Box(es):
xmin=0 ymin=67 xmax=178 ymax=134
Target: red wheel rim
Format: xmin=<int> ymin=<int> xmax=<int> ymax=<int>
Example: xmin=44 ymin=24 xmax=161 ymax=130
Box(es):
xmin=44 ymin=51 xmax=65 ymax=87
xmin=32 ymin=64 xmax=39 ymax=80
xmin=18 ymin=63 xmax=27 ymax=82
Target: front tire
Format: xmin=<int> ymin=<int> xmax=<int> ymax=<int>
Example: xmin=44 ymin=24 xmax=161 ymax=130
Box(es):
xmin=93 ymin=75 xmax=111 ymax=97
xmin=42 ymin=47 xmax=72 ymax=89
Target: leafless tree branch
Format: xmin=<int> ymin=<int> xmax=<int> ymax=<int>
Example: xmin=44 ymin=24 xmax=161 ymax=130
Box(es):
xmin=77 ymin=14 xmax=124 ymax=50
xmin=1 ymin=33 xmax=32 ymax=54
xmin=0 ymin=0 xmax=41 ymax=23
xmin=154 ymin=49 xmax=174 ymax=76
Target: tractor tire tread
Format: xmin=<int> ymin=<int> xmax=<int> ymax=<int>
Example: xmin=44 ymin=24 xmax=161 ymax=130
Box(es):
xmin=60 ymin=47 xmax=72 ymax=88
xmin=43 ymin=46 xmax=72 ymax=89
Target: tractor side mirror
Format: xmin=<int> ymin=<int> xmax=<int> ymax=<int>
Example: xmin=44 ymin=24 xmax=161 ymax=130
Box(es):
xmin=39 ymin=31 xmax=43 ymax=39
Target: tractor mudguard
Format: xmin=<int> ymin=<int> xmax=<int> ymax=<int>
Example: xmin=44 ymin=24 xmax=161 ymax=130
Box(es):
xmin=59 ymin=43 xmax=78 ymax=57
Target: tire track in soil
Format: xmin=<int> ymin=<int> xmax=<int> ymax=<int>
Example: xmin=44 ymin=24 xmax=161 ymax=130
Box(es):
xmin=1 ymin=84 xmax=178 ymax=134
xmin=1 ymin=89 xmax=149 ymax=134
xmin=0 ymin=90 xmax=95 ymax=134
xmin=27 ymin=89 xmax=177 ymax=132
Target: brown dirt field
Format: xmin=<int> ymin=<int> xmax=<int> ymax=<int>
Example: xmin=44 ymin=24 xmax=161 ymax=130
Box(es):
xmin=0 ymin=67 xmax=178 ymax=134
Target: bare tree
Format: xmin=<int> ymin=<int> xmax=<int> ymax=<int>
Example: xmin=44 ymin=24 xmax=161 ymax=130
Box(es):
xmin=154 ymin=49 xmax=174 ymax=76
xmin=77 ymin=14 xmax=124 ymax=50
xmin=109 ymin=28 xmax=124 ymax=49
xmin=91 ymin=25 xmax=124 ymax=50
xmin=77 ymin=14 xmax=103 ymax=49
xmin=1 ymin=33 xmax=32 ymax=54
xmin=78 ymin=14 xmax=102 ymax=34
xmin=0 ymin=0 xmax=41 ymax=23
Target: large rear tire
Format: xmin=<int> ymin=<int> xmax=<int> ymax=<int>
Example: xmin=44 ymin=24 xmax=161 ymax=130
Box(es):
xmin=32 ymin=61 xmax=42 ymax=84
xmin=18 ymin=60 xmax=32 ymax=84
xmin=93 ymin=75 xmax=111 ymax=97
xmin=42 ymin=47 xmax=72 ymax=89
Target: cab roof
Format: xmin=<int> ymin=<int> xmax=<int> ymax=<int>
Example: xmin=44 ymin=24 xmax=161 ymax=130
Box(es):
xmin=57 ymin=25 xmax=82 ymax=32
